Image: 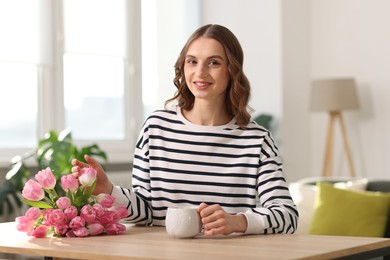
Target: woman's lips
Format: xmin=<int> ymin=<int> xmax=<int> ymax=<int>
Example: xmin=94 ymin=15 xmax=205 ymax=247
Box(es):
xmin=194 ymin=81 xmax=212 ymax=90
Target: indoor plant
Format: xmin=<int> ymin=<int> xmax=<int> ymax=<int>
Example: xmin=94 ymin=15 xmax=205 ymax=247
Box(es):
xmin=0 ymin=129 xmax=107 ymax=220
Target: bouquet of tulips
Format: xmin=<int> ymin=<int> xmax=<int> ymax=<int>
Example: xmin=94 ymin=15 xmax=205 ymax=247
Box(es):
xmin=15 ymin=167 xmax=127 ymax=238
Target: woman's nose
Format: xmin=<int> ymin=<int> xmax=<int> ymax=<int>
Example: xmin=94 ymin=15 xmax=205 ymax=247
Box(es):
xmin=195 ymin=64 xmax=208 ymax=77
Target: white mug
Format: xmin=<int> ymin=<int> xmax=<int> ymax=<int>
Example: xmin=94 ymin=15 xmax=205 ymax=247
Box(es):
xmin=165 ymin=206 xmax=202 ymax=238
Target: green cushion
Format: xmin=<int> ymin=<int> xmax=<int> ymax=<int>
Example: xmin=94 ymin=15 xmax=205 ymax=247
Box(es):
xmin=309 ymin=182 xmax=390 ymax=237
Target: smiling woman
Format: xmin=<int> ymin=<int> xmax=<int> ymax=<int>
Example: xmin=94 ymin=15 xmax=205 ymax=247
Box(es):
xmin=71 ymin=24 xmax=299 ymax=237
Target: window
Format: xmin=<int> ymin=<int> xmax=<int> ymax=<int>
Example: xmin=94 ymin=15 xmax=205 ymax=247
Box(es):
xmin=0 ymin=62 xmax=38 ymax=148
xmin=0 ymin=0 xmax=141 ymax=164
xmin=63 ymin=0 xmax=127 ymax=141
xmin=141 ymin=0 xmax=201 ymax=118
xmin=0 ymin=0 xmax=40 ymax=149
xmin=0 ymin=0 xmax=200 ymax=166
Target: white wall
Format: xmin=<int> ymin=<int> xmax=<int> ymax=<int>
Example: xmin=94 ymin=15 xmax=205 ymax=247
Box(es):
xmin=142 ymin=0 xmax=201 ymax=117
xmin=309 ymin=0 xmax=390 ymax=179
xmin=202 ymin=0 xmax=305 ymax=182
xmin=281 ymin=0 xmax=311 ymax=181
xmin=202 ymin=0 xmax=390 ymax=182
xmin=202 ymin=0 xmax=283 ymax=132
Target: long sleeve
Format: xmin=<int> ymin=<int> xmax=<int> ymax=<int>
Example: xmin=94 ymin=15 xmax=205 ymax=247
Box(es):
xmin=242 ymin=132 xmax=298 ymax=234
xmin=111 ymin=124 xmax=153 ymax=225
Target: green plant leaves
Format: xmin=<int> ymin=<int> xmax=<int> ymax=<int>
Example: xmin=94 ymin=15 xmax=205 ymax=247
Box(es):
xmin=37 ymin=130 xmax=75 ymax=179
xmin=21 ymin=199 xmax=53 ymax=209
xmin=0 ymin=129 xmax=108 ymax=218
xmin=253 ymin=113 xmax=273 ymax=131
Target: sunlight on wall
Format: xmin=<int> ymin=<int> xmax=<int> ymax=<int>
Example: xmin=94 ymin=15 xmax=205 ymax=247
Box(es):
xmin=141 ymin=0 xmax=201 ymax=119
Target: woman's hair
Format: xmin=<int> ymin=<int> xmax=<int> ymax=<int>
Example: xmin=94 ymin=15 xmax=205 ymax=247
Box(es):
xmin=165 ymin=24 xmax=252 ymax=127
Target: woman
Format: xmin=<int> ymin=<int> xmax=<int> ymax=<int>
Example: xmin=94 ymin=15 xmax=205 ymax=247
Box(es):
xmin=72 ymin=24 xmax=298 ymax=236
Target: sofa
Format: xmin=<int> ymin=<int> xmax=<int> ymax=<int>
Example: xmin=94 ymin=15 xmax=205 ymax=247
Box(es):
xmin=289 ymin=177 xmax=390 ymax=238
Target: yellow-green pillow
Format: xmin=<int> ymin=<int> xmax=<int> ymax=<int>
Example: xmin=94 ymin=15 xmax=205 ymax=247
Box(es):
xmin=309 ymin=182 xmax=390 ymax=237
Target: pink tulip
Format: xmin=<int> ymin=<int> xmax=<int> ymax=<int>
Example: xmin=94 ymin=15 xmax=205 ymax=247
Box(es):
xmin=35 ymin=167 xmax=56 ymax=189
xmin=111 ymin=205 xmax=128 ymax=219
xmin=105 ymin=223 xmax=126 ymax=235
xmin=22 ymin=179 xmax=44 ymax=201
xmin=15 ymin=216 xmax=35 ymax=232
xmin=61 ymin=174 xmax=79 ymax=193
xmin=73 ymin=227 xmax=89 ymax=237
xmin=98 ymin=211 xmax=116 ymax=225
xmin=25 ymin=207 xmax=42 ymax=220
xmin=96 ymin=193 xmax=115 ymax=208
xmin=78 ymin=167 xmax=97 ymax=187
xmin=66 ymin=230 xmax=76 ymax=237
xmin=69 ymin=216 xmax=85 ymax=229
xmin=54 ymin=224 xmax=69 ymax=236
xmin=56 ymin=197 xmax=71 ymax=209
xmin=92 ymin=203 xmax=105 ymax=218
xmin=64 ymin=206 xmax=78 ymax=221
xmin=42 ymin=209 xmax=54 ymax=225
xmin=87 ymin=223 xmax=105 ymax=236
xmin=16 ymin=165 xmax=130 ymax=239
xmin=29 ymin=225 xmax=48 ymax=238
xmin=80 ymin=205 xmax=96 ymax=223
xmin=47 ymin=209 xmax=67 ymax=226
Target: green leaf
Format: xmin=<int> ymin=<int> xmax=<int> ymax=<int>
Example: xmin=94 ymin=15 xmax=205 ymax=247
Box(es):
xmin=80 ymin=144 xmax=108 ymax=161
xmin=84 ymin=180 xmax=97 ymax=200
xmin=253 ymin=113 xmax=273 ymax=130
xmin=21 ymin=199 xmax=53 ymax=209
xmin=58 ymin=128 xmax=72 ymax=142
xmin=0 ymin=128 xmax=108 ymax=217
xmin=5 ymin=161 xmax=23 ymax=180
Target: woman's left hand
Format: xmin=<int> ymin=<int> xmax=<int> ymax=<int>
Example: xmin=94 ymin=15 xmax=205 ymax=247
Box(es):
xmin=198 ymin=202 xmax=247 ymax=236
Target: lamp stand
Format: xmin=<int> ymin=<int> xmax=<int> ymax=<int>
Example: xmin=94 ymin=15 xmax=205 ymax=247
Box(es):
xmin=322 ymin=111 xmax=356 ymax=177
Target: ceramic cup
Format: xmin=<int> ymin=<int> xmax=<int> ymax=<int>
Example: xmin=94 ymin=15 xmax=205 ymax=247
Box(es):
xmin=165 ymin=206 xmax=202 ymax=238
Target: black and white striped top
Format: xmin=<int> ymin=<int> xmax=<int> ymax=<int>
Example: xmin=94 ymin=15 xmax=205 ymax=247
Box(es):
xmin=112 ymin=106 xmax=299 ymax=234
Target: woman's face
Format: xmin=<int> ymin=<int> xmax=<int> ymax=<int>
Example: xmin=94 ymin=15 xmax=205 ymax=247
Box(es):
xmin=184 ymin=37 xmax=230 ymax=104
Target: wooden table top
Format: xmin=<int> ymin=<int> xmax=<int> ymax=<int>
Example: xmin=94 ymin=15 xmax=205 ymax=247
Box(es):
xmin=0 ymin=222 xmax=390 ymax=260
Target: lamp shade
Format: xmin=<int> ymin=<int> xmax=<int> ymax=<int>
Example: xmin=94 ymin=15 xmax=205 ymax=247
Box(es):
xmin=310 ymin=78 xmax=359 ymax=112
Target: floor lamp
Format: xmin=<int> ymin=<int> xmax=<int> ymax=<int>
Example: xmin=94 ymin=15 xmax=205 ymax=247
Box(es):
xmin=310 ymin=78 xmax=359 ymax=177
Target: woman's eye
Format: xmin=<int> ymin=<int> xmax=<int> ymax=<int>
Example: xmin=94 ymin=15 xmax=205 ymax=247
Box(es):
xmin=209 ymin=60 xmax=220 ymax=66
xmin=187 ymin=59 xmax=196 ymax=65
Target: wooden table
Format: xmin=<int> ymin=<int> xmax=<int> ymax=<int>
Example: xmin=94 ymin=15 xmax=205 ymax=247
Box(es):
xmin=0 ymin=222 xmax=389 ymax=260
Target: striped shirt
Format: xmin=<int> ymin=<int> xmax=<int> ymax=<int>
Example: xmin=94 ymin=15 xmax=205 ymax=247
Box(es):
xmin=111 ymin=106 xmax=299 ymax=234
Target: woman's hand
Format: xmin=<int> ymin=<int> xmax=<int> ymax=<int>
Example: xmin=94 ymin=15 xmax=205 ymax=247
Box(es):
xmin=71 ymin=154 xmax=113 ymax=195
xmin=198 ymin=203 xmax=247 ymax=236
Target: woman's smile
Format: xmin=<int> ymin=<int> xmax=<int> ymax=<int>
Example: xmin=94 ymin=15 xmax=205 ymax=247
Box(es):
xmin=194 ymin=80 xmax=212 ymax=90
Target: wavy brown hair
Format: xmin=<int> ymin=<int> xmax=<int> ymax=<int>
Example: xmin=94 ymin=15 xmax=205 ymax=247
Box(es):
xmin=165 ymin=24 xmax=252 ymax=128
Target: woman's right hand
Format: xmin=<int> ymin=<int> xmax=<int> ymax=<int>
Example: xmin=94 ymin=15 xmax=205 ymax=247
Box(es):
xmin=71 ymin=154 xmax=113 ymax=195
